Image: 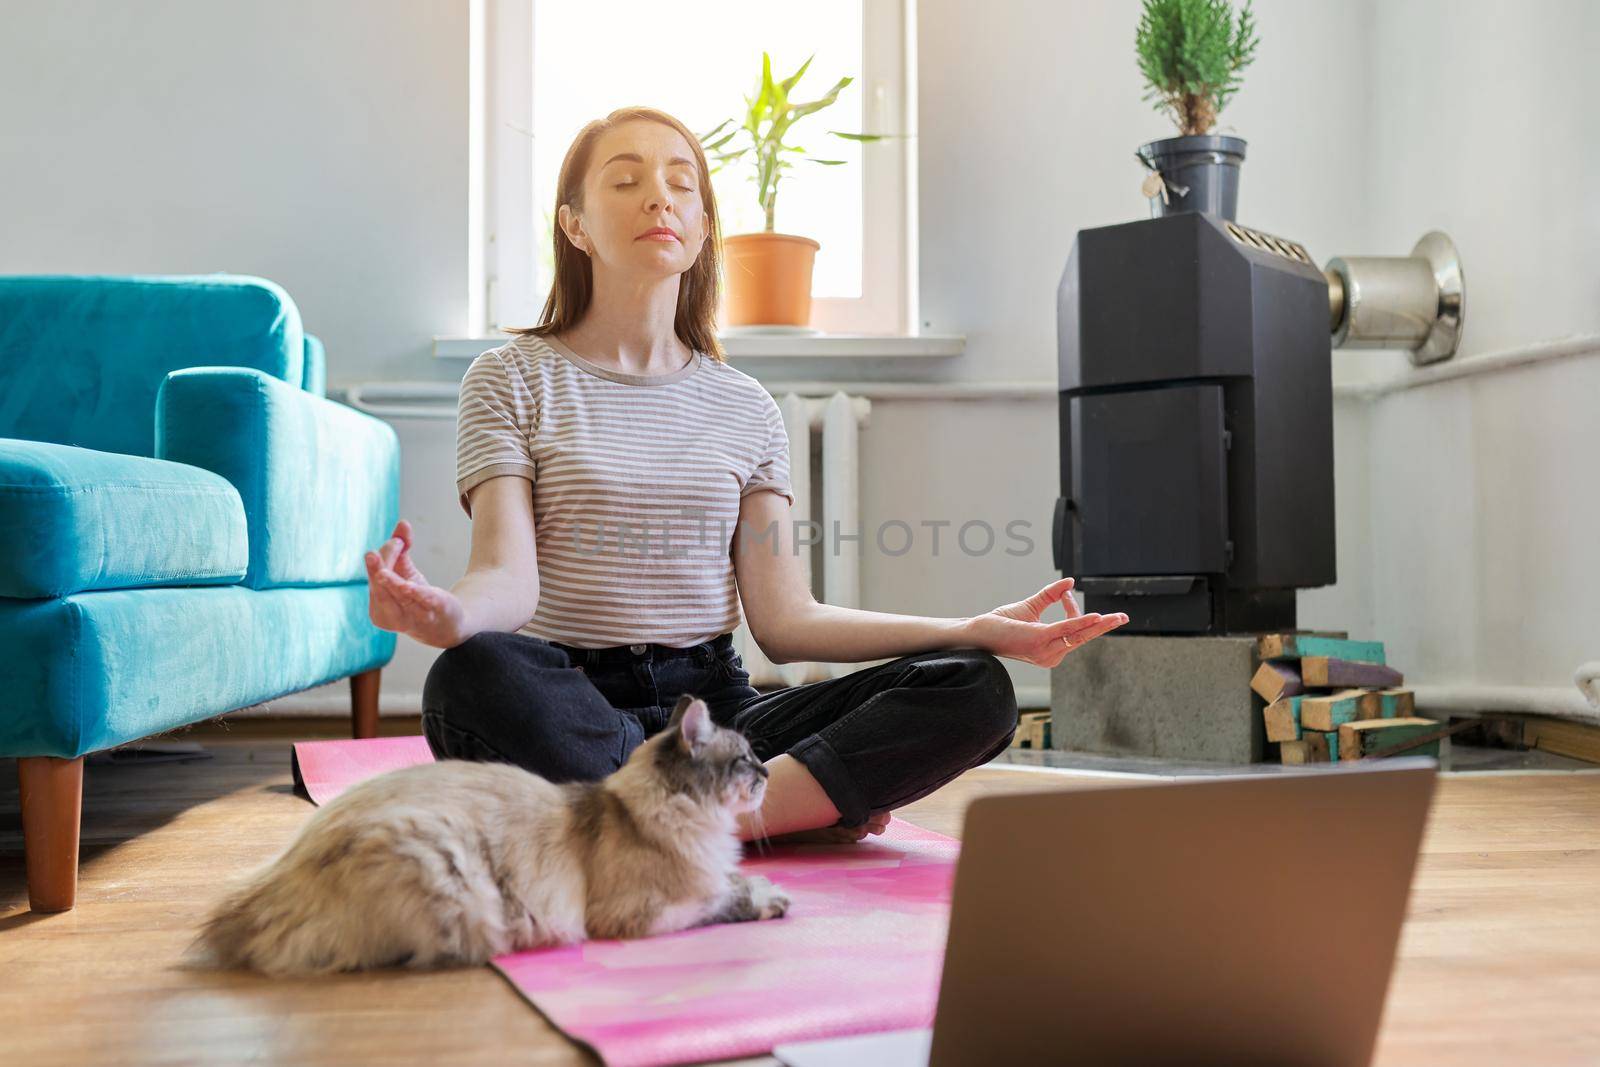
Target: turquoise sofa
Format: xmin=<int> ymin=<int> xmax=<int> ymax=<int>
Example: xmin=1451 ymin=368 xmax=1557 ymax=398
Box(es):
xmin=0 ymin=274 xmax=399 ymax=912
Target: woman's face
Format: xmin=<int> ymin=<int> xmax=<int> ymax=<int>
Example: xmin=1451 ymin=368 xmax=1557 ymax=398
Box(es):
xmin=559 ymin=119 xmax=710 ymax=278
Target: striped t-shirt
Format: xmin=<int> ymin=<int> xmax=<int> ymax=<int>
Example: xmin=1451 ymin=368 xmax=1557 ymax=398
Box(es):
xmin=454 ymin=332 xmax=795 ymax=648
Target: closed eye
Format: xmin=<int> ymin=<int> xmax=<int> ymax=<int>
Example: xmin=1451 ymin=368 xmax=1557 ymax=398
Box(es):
xmin=614 ymin=182 xmax=693 ymax=191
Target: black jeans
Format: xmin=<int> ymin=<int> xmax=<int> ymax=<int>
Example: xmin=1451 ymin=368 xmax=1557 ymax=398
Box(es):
xmin=420 ymin=631 xmax=1019 ymax=829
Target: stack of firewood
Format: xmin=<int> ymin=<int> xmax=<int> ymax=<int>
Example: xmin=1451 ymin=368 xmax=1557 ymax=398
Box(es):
xmin=1253 ymin=634 xmax=1441 ymax=763
xmin=1012 ymin=711 xmax=1051 ymax=751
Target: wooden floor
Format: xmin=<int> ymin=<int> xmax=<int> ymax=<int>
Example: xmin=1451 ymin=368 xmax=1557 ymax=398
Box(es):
xmin=3 ymin=736 xmax=1599 ymax=1066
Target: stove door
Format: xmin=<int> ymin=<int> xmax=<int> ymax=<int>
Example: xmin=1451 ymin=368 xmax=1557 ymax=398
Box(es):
xmin=1066 ymin=384 xmax=1230 ymax=576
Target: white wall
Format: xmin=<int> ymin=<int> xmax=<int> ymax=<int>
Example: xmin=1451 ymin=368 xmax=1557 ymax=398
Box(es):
xmin=0 ymin=0 xmax=471 ymax=388
xmin=1367 ymin=0 xmax=1600 ymax=364
xmin=1298 ymin=0 xmax=1600 ymax=709
xmin=916 ymin=0 xmax=1378 ymax=382
xmin=1366 ymin=359 xmax=1600 ymax=690
xmin=7 ymin=1 xmax=1593 ymax=718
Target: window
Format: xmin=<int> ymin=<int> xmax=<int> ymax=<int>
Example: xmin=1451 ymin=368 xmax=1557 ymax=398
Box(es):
xmin=469 ymin=0 xmax=914 ymax=337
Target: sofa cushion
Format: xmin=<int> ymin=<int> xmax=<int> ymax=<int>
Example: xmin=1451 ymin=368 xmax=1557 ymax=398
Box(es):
xmin=0 ymin=439 xmax=248 ymax=599
xmin=0 ymin=584 xmax=394 ymax=758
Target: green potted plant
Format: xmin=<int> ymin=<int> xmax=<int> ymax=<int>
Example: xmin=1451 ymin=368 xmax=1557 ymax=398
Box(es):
xmin=699 ymin=52 xmax=893 ymax=330
xmin=1133 ymin=0 xmax=1260 ymax=220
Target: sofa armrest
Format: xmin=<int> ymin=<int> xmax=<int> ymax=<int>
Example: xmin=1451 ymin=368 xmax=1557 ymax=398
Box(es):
xmin=155 ymin=367 xmax=399 ymax=589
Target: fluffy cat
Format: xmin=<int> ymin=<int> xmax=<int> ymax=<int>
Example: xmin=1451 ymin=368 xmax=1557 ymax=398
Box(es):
xmin=191 ymin=694 xmax=787 ymax=976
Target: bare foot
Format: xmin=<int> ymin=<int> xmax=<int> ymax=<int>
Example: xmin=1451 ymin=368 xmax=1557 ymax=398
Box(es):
xmin=762 ymin=811 xmax=892 ymax=846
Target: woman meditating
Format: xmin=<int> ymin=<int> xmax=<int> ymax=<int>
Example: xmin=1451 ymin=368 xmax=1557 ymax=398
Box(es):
xmin=364 ymin=106 xmax=1128 ymax=843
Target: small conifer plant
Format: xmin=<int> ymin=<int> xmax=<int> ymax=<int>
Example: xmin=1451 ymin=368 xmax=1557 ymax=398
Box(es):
xmin=1135 ymin=0 xmax=1260 ymax=136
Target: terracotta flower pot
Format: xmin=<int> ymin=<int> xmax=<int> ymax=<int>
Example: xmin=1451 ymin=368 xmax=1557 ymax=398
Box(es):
xmin=721 ymin=232 xmax=821 ymax=327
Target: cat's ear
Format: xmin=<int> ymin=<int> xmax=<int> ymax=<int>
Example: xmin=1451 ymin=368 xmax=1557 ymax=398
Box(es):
xmin=668 ymin=693 xmax=696 ymax=729
xmin=677 ymin=698 xmax=715 ymax=756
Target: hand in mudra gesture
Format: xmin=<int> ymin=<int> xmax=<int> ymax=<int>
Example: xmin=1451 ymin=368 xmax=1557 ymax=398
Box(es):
xmin=365 ymin=519 xmax=469 ymax=649
xmin=966 ymin=577 xmax=1128 ymax=667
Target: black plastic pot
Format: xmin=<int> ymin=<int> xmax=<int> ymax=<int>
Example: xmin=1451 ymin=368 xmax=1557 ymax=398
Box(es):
xmin=1136 ymin=134 xmax=1247 ymax=220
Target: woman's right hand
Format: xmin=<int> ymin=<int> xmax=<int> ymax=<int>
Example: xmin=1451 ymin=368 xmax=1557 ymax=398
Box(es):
xmin=365 ymin=519 xmax=470 ymax=649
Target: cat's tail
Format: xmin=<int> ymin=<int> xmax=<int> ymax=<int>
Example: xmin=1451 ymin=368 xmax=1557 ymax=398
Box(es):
xmin=188 ymin=864 xmax=356 ymax=977
xmin=189 ymin=859 xmax=444 ymax=976
xmin=185 ymin=875 xmax=275 ymax=973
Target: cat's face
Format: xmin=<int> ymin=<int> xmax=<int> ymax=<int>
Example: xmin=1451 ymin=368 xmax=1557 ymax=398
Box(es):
xmin=648 ymin=695 xmax=769 ymax=813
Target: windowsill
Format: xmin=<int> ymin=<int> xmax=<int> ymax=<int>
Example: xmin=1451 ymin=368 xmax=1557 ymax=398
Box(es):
xmin=432 ymin=333 xmax=966 ymax=360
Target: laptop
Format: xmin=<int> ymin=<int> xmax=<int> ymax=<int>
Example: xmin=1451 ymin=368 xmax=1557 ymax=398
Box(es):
xmin=774 ymin=757 xmax=1437 ymax=1067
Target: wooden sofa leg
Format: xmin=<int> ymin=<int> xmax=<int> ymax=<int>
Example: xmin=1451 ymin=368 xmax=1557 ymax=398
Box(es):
xmin=351 ymin=668 xmax=381 ymax=739
xmin=18 ymin=756 xmax=84 ymax=913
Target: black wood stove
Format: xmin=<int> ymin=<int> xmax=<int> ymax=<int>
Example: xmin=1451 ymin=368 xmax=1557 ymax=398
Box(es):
xmin=1053 ymin=210 xmax=1464 ymax=635
xmin=1053 ymin=212 xmax=1336 ymax=634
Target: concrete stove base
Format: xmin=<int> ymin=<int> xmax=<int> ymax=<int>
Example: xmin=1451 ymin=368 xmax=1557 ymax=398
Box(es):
xmin=1050 ymin=633 xmax=1265 ymax=763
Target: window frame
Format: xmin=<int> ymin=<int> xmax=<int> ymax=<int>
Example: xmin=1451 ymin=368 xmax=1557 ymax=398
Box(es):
xmin=467 ymin=0 xmax=916 ymax=337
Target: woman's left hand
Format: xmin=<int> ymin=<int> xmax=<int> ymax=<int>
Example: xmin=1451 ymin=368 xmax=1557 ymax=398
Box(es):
xmin=964 ymin=577 xmax=1129 ymax=667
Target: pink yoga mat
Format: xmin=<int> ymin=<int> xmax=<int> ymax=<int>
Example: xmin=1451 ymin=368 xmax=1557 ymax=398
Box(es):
xmin=290 ymin=734 xmax=435 ymax=805
xmin=289 ymin=736 xmax=959 ymax=1067
xmin=494 ymin=822 xmax=956 ymax=1066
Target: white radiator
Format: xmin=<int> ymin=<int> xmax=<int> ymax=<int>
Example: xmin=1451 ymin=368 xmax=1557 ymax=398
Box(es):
xmin=734 ymin=391 xmax=872 ymax=688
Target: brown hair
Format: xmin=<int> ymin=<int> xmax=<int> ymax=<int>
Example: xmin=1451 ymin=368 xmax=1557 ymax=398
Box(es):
xmin=510 ymin=107 xmax=725 ymax=362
